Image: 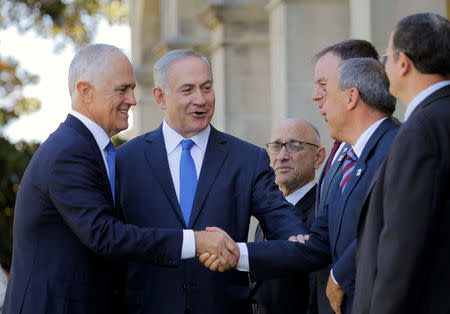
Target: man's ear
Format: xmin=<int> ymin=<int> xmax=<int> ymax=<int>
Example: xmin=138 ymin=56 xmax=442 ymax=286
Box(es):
xmin=153 ymin=87 xmax=167 ymax=110
xmin=345 ymin=87 xmax=359 ymax=111
xmin=314 ymin=146 xmax=326 ymax=170
xmin=77 ymin=82 xmax=93 ymax=103
xmin=397 ymin=51 xmax=412 ymax=77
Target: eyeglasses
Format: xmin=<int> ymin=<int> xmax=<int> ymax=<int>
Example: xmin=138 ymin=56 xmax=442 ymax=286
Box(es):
xmin=266 ymin=141 xmax=319 ymax=154
xmin=378 ymin=52 xmax=396 ymax=65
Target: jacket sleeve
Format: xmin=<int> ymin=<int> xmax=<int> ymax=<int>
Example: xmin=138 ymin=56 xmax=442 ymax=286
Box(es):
xmin=48 ymin=143 xmax=183 ymax=266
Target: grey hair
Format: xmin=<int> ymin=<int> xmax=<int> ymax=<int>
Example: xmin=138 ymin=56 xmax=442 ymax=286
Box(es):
xmin=68 ymin=44 xmax=126 ymax=97
xmin=153 ymin=49 xmax=212 ymax=94
xmin=338 ymin=58 xmax=396 ymax=115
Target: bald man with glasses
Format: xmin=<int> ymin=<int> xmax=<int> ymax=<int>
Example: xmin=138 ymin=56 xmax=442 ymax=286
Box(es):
xmin=251 ymin=118 xmax=325 ymax=314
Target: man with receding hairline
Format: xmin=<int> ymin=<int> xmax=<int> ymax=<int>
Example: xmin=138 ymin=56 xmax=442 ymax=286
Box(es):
xmin=116 ymin=50 xmax=307 ymax=314
xmin=311 ymin=39 xmax=380 ymax=314
xmin=214 ymin=58 xmax=400 ymax=314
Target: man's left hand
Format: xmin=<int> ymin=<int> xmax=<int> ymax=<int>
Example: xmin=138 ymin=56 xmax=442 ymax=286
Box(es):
xmin=326 ymin=273 xmax=344 ymax=314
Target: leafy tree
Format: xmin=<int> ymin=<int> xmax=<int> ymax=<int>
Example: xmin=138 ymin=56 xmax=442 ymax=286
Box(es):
xmin=0 ymin=0 xmax=128 ymax=271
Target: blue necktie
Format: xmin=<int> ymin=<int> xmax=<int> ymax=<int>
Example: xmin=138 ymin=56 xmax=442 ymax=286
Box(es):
xmin=179 ymin=139 xmax=197 ymax=225
xmin=106 ymin=141 xmax=116 ymax=202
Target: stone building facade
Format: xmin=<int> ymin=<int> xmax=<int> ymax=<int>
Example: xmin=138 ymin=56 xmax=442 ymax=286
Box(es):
xmin=129 ymin=0 xmax=448 ymax=152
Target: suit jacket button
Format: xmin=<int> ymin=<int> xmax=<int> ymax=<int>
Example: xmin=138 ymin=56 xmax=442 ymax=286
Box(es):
xmin=181 ymin=283 xmax=187 ymax=290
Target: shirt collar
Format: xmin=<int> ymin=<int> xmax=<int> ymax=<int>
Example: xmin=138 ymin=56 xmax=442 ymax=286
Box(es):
xmin=162 ymin=119 xmax=211 ymax=154
xmin=70 ymin=110 xmax=110 ymax=150
xmin=404 ymin=80 xmax=450 ymax=121
xmin=352 ymin=117 xmax=387 ymax=158
xmin=285 ymin=181 xmax=315 ymax=205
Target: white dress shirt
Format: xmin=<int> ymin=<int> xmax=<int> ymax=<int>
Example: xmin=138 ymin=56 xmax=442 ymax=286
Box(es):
xmin=162 ymin=119 xmax=211 ymax=259
xmin=404 ymin=80 xmax=450 ymax=121
xmin=70 ymin=110 xmax=111 ymax=177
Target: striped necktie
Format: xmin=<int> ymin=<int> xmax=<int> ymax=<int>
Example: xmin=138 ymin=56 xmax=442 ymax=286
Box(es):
xmin=340 ymin=148 xmax=357 ymax=192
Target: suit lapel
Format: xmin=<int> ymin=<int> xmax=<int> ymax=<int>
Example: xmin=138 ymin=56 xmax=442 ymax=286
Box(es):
xmin=143 ymin=126 xmax=185 ymax=225
xmin=318 ymin=144 xmax=350 ymax=215
xmin=332 ymin=117 xmax=396 ymax=251
xmin=64 ymin=114 xmax=115 ymax=209
xmin=188 ymin=127 xmax=229 ymax=227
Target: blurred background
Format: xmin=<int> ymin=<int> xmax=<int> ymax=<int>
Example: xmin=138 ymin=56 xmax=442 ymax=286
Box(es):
xmin=0 ymin=0 xmax=448 ymax=278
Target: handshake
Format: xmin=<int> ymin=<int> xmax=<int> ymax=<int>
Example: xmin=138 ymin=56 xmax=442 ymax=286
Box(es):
xmin=194 ymin=227 xmax=310 ymax=272
xmin=194 ymin=227 xmax=239 ymax=272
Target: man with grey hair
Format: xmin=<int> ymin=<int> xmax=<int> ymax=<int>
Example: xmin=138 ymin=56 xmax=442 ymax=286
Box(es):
xmin=116 ymin=49 xmax=307 ymax=314
xmin=3 ymin=44 xmax=238 ymax=314
xmin=208 ymin=58 xmax=399 ymax=314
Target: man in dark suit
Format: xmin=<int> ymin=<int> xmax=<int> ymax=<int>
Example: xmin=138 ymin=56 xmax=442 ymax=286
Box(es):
xmin=353 ymin=13 xmax=450 ymax=314
xmin=218 ymin=58 xmax=399 ymax=314
xmin=116 ymin=50 xmax=307 ymax=314
xmin=3 ymin=44 xmax=239 ymax=314
xmin=311 ymin=40 xmax=379 ymax=314
xmin=251 ymin=118 xmax=326 ymax=314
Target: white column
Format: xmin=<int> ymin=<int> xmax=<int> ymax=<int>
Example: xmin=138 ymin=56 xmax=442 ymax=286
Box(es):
xmin=199 ymin=1 xmax=272 ymax=146
xmin=267 ymin=0 xmax=349 ymax=153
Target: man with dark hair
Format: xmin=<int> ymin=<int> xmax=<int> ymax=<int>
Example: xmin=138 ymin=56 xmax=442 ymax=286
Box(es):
xmin=311 ymin=39 xmax=379 ymax=314
xmin=202 ymin=58 xmax=400 ymax=314
xmin=354 ymin=13 xmax=450 ymax=314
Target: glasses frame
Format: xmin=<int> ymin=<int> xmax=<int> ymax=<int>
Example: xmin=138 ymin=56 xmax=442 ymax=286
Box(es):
xmin=265 ymin=140 xmax=319 ymax=154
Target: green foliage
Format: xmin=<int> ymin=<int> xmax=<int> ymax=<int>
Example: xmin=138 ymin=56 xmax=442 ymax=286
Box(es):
xmin=0 ymin=0 xmax=128 ymax=46
xmin=0 ymin=138 xmax=39 ymax=269
xmin=0 ymin=56 xmax=41 ymax=127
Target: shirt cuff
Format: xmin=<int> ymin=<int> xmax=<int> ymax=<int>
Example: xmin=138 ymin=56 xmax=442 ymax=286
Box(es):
xmin=330 ymin=268 xmax=339 ymax=285
xmin=181 ymin=229 xmax=196 ymax=259
xmin=236 ymin=242 xmax=250 ymax=272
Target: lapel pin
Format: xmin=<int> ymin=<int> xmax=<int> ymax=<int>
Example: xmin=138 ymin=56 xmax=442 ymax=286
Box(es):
xmin=356 ymin=169 xmax=362 ymax=176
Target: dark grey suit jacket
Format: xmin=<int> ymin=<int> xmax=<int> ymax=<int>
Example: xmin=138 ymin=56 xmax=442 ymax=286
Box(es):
xmin=354 ymin=84 xmax=450 ymax=314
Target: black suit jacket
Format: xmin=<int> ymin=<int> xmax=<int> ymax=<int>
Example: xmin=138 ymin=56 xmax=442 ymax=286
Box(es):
xmin=251 ymin=185 xmax=317 ymax=314
xmin=3 ymin=115 xmax=183 ymax=314
xmin=354 ymin=84 xmax=450 ymax=314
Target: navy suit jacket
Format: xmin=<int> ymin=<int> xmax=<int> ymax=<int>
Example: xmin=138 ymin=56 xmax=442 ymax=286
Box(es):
xmin=116 ymin=125 xmax=307 ymax=314
xmin=246 ymin=117 xmax=400 ymax=314
xmin=251 ymin=185 xmax=317 ymax=314
xmin=354 ymin=85 xmax=450 ymax=314
xmin=314 ymin=143 xmax=351 ymax=314
xmin=3 ymin=115 xmax=183 ymax=314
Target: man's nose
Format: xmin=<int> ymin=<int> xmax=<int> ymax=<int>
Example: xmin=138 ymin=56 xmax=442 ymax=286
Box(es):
xmin=312 ymin=85 xmax=324 ymax=101
xmin=127 ymin=89 xmax=137 ymax=106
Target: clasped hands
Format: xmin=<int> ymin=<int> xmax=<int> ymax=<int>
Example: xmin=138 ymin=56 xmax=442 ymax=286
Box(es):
xmin=195 ymin=227 xmax=239 ymax=272
xmin=195 ymin=227 xmax=310 ymax=272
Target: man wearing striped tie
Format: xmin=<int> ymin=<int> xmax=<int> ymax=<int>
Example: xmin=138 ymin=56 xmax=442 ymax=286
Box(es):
xmin=211 ymin=58 xmax=401 ymax=314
